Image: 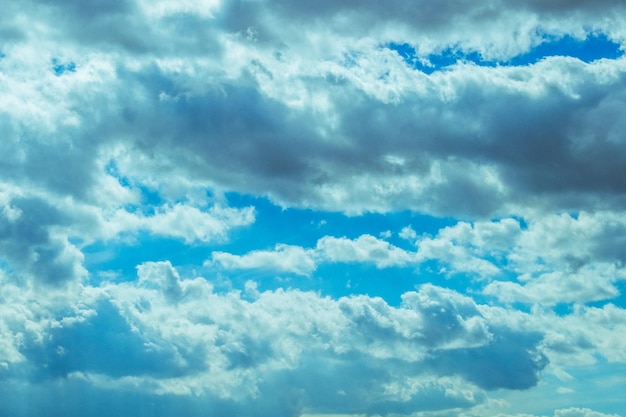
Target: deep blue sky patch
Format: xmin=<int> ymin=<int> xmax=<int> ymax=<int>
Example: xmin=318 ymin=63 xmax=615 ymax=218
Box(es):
xmin=507 ymin=32 xmax=624 ymax=65
xmin=51 ymin=58 xmax=76 ymax=75
xmin=388 ymin=32 xmax=623 ymax=73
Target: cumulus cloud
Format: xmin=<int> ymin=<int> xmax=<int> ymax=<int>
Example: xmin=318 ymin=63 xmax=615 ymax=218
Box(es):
xmin=137 ymin=261 xmax=184 ymax=302
xmin=540 ymin=303 xmax=626 ymax=365
xmin=0 ymin=192 xmax=86 ymax=286
xmin=211 ymin=234 xmax=414 ymax=276
xmin=3 ymin=0 xmax=626 ymax=415
xmin=409 ymin=213 xmax=626 ymax=305
xmin=399 ymin=225 xmax=417 ymax=241
xmin=211 ymin=211 xmax=626 ymax=310
xmin=211 ymin=244 xmax=316 ymax=276
xmin=3 ymin=0 xmax=626 ymax=218
xmin=316 ymin=234 xmax=415 ymax=268
xmin=0 ymin=263 xmax=550 ymax=416
xmin=554 ymin=408 xmax=621 ymax=417
xmin=0 ymin=183 xmax=253 ymax=288
xmin=483 ymin=264 xmax=624 ymax=306
xmin=107 ymin=204 xmax=256 ymax=244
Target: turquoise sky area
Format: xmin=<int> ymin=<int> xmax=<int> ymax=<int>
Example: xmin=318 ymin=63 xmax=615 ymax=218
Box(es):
xmin=1 ymin=1 xmax=626 ymax=417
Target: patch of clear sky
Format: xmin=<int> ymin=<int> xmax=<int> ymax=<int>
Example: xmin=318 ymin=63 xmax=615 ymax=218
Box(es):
xmin=80 ymin=189 xmax=625 ymax=310
xmin=223 ymin=192 xmax=457 ymax=251
xmin=51 ymin=58 xmax=76 ymax=76
xmin=388 ymin=32 xmax=624 ymax=74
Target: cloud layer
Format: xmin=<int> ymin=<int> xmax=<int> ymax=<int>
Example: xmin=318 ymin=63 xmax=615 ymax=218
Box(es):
xmin=2 ymin=263 xmax=548 ymax=416
xmin=3 ymin=0 xmax=626 ymax=218
xmin=2 ymin=0 xmax=626 ymax=416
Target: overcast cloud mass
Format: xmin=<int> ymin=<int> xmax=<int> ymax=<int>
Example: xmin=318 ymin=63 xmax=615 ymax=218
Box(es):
xmin=1 ymin=0 xmax=626 ymax=416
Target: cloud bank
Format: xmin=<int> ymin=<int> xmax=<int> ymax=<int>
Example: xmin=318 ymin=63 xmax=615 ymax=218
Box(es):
xmin=1 ymin=0 xmax=626 ymax=416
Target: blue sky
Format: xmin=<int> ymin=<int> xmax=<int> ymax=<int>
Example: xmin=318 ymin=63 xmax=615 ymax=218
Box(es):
xmin=1 ymin=1 xmax=626 ymax=416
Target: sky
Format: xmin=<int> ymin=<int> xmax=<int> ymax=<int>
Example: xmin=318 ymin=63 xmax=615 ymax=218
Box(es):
xmin=1 ymin=1 xmax=626 ymax=416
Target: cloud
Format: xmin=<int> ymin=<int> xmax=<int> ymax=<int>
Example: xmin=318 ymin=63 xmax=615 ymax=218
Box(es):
xmin=0 ymin=184 xmax=253 ymax=288
xmin=554 ymin=408 xmax=621 ymax=417
xmin=483 ymin=264 xmax=623 ymax=305
xmin=3 ymin=0 xmax=626 ymax=415
xmin=104 ymin=48 xmax=626 ymax=217
xmin=454 ymin=409 xmax=622 ymax=417
xmin=211 ymin=234 xmax=414 ymax=276
xmin=316 ymin=234 xmax=415 ymax=268
xmin=107 ymin=204 xmax=256 ymax=244
xmin=4 ymin=0 xmax=626 ymax=219
xmin=407 ymin=213 xmax=626 ymax=305
xmin=427 ymin=329 xmax=547 ymax=390
xmin=0 ymin=263 xmax=550 ymax=416
xmin=399 ymin=225 xmax=417 ymax=241
xmin=0 ymin=193 xmax=86 ymax=286
xmin=212 ymin=211 xmax=626 ymax=308
xmin=211 ymin=244 xmax=316 ymax=276
xmin=21 ymin=299 xmax=195 ymax=381
xmin=137 ymin=261 xmax=184 ymax=302
xmin=543 ymin=303 xmax=626 ymax=365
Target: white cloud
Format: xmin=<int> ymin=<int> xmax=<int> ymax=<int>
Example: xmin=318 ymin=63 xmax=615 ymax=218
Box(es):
xmin=88 ymin=199 xmax=256 ymax=246
xmin=211 ymin=244 xmax=317 ymax=276
xmin=211 ymin=234 xmax=415 ymax=276
xmin=211 ymin=211 xmax=626 ymax=310
xmin=4 ymin=0 xmax=626 ymax=218
xmin=316 ymin=234 xmax=414 ymax=268
xmin=0 ymin=262 xmax=552 ymax=415
xmin=564 ymin=303 xmax=626 ymax=363
xmin=2 ymin=253 xmax=625 ymax=416
xmin=399 ymin=225 xmax=417 ymax=241
xmin=555 ymin=408 xmax=621 ymax=417
xmin=137 ymin=261 xmax=184 ymax=302
xmin=484 ymin=264 xmax=624 ymax=306
xmin=407 ymin=212 xmax=626 ymax=305
xmin=0 ymin=280 xmax=28 ymax=369
xmin=415 ymin=221 xmax=506 ymax=278
xmin=136 ymin=204 xmax=255 ymax=244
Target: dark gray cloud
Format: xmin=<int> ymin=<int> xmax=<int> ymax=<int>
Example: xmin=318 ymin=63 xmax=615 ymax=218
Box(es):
xmin=0 ymin=196 xmax=84 ymax=286
xmin=21 ymin=299 xmax=204 ymax=381
xmin=3 ymin=0 xmax=626 ymax=218
xmin=429 ymin=329 xmax=548 ymax=390
xmin=77 ymin=57 xmax=626 ymax=217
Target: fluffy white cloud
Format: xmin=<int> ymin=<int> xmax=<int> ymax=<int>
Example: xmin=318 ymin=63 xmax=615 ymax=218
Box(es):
xmin=0 ymin=263 xmax=551 ymax=416
xmin=399 ymin=225 xmax=417 ymax=242
xmin=0 ymin=181 xmax=254 ymax=289
xmin=410 ymin=212 xmax=626 ymax=305
xmin=483 ymin=264 xmax=624 ymax=305
xmin=543 ymin=303 xmax=626 ymax=365
xmin=316 ymin=234 xmax=415 ymax=268
xmin=137 ymin=261 xmax=184 ymax=302
xmin=211 ymin=234 xmax=415 ymax=276
xmin=212 ymin=211 xmax=626 ymax=308
xmin=107 ymin=204 xmax=255 ymax=244
xmin=211 ymin=244 xmax=317 ymax=276
xmin=2 ymin=255 xmax=625 ymax=416
xmin=454 ymin=409 xmax=621 ymax=417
